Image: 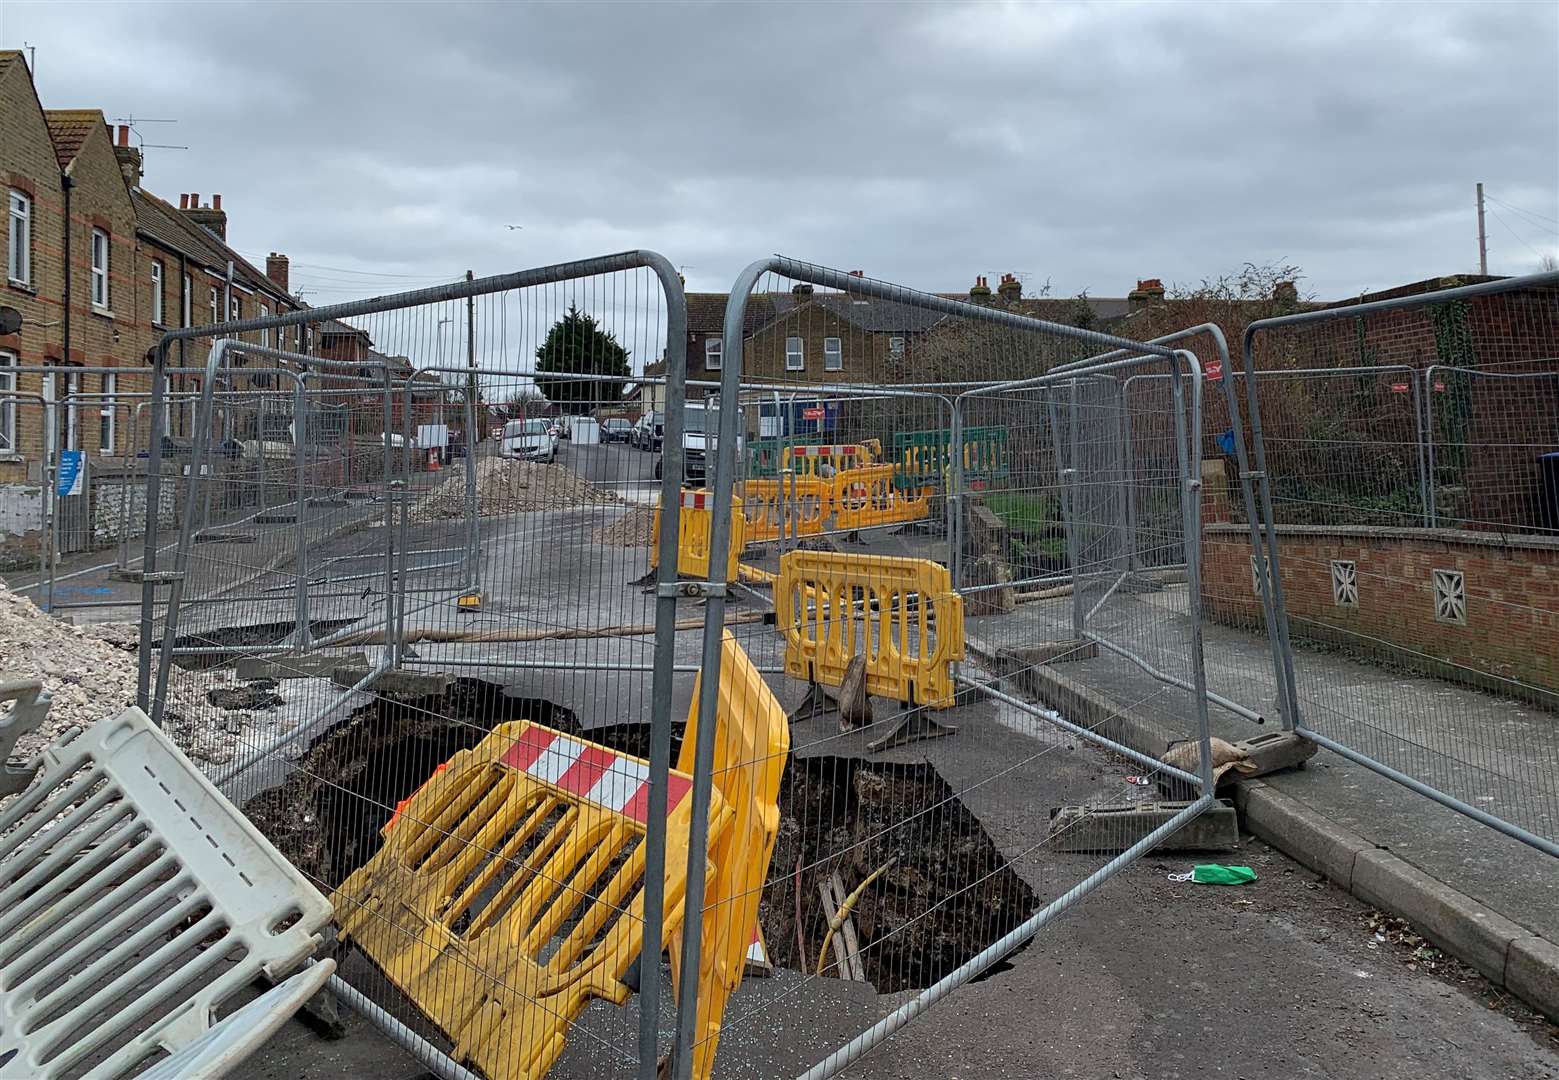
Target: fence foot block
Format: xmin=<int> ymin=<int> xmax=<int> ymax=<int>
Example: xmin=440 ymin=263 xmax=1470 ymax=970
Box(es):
xmin=1047 ymin=799 xmax=1238 ymax=853
xmin=194 ymin=529 xmax=259 ymax=544
xmin=330 ymin=665 xmax=450 ymax=699
xmin=867 ymin=709 xmax=958 ymax=754
xmin=1234 ymin=730 xmax=1319 ymax=777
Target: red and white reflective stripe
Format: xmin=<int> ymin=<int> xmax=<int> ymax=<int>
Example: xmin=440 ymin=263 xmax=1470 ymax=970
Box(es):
xmin=681 ymin=491 xmax=711 ymax=510
xmin=747 ymin=926 xmax=768 ymax=967
xmin=797 ymin=444 xmax=860 ymax=457
xmin=499 ymin=726 xmax=692 ymax=825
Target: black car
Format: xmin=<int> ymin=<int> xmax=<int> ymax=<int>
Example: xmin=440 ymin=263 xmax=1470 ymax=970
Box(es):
xmin=600 ymin=418 xmax=633 ymax=443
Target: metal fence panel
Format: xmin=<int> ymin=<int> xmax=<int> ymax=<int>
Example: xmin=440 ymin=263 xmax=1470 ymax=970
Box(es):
xmin=1238 ymin=272 xmax=1559 ymax=858
xmin=136 ymin=253 xmax=694 ymax=1080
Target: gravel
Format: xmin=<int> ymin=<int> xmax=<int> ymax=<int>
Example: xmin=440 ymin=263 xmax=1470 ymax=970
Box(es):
xmin=411 ymin=457 xmax=619 ymax=521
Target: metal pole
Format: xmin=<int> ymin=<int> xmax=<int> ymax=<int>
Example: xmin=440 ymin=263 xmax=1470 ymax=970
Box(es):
xmin=1476 ymin=182 xmax=1487 ymax=276
xmin=1169 ymin=351 xmax=1217 ymax=795
xmin=637 ymin=255 xmax=689 ymax=1078
xmin=291 ymin=374 xmax=312 ymax=650
xmin=462 ymin=270 xmax=481 ymax=596
xmin=1423 ymin=365 xmax=1440 ymax=528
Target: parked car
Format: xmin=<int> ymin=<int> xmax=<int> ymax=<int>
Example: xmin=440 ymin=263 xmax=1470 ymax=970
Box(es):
xmin=600 ymin=418 xmax=633 ymax=443
xmin=499 ymin=418 xmax=559 ymax=463
xmin=631 ymin=411 xmax=664 ymax=451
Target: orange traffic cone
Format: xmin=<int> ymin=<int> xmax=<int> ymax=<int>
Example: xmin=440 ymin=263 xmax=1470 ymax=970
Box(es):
xmin=427 ymin=446 xmax=440 ymax=471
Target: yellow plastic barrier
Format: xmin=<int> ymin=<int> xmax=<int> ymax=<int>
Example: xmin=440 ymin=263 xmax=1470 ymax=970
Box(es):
xmin=776 ymin=550 xmax=965 ymax=709
xmin=333 ymin=721 xmax=732 ymax=1080
xmin=669 ymin=630 xmax=790 ymax=1078
xmin=738 ymin=476 xmax=832 ymax=543
xmin=831 ymin=464 xmax=930 ymax=531
xmin=652 ymin=489 xmax=744 ymax=582
xmin=779 ymin=442 xmax=874 ymax=480
xmin=333 ymin=630 xmax=789 ymax=1080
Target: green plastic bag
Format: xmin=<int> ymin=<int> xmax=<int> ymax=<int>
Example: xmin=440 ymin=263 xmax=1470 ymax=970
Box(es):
xmin=1168 ymin=864 xmax=1257 ymax=886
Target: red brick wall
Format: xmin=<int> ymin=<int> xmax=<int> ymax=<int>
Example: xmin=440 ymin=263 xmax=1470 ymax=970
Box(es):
xmin=1201 ymin=522 xmax=1559 ymax=693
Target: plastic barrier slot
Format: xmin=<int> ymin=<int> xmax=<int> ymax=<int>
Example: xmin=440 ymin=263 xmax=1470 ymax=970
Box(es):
xmin=831 ymin=465 xmax=930 ymax=531
xmin=739 ymin=477 xmax=832 ymax=543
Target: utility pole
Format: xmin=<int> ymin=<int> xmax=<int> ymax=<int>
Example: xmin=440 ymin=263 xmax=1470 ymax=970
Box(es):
xmin=1476 ymin=182 xmax=1488 ymax=275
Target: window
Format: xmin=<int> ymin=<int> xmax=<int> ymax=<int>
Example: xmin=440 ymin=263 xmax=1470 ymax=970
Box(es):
xmin=229 ymin=295 xmax=240 ymax=323
xmin=208 ymin=287 xmax=218 ymax=325
xmin=90 ymin=229 xmax=110 ymax=310
xmin=785 ymin=336 xmax=804 ymax=372
xmin=7 ymin=190 xmax=30 ymax=286
xmin=889 ymin=337 xmax=905 ymax=361
xmin=704 ymin=335 xmax=722 ymax=371
xmin=0 ymin=351 xmax=14 ymax=452
xmin=824 ymin=336 xmax=842 ymax=372
xmin=259 ymin=302 xmax=270 ymax=347
xmin=162 ymin=375 xmax=172 ymax=437
xmin=100 ymin=372 xmax=117 ymax=453
xmin=183 ymin=273 xmax=192 ymax=327
xmin=150 ymin=260 xmax=165 ymax=325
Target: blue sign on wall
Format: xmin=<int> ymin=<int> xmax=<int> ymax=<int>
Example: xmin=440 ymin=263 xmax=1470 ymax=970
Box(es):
xmin=56 ymin=450 xmax=84 ymax=497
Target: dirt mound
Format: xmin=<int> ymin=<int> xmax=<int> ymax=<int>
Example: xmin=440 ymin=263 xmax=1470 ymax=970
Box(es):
xmin=593 ymin=507 xmax=656 ymax=546
xmin=411 ymin=457 xmax=619 ymax=522
xmin=0 ymin=580 xmax=224 ymax=760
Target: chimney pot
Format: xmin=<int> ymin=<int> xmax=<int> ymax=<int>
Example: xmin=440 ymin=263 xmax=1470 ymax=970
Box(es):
xmin=116 ymin=125 xmax=129 ymax=147
xmin=997 ymin=273 xmax=1022 ymax=302
xmin=191 ymin=193 xmax=200 ymax=207
xmin=212 ymin=194 xmax=222 ymax=211
xmin=179 ymin=194 xmax=190 ymax=210
xmin=266 ymin=252 xmax=290 ymax=293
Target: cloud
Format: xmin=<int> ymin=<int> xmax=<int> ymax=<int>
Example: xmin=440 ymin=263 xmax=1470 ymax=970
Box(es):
xmin=7 ymin=0 xmax=1555 ymax=303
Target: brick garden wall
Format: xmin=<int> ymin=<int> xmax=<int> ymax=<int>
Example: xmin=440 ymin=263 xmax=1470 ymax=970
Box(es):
xmin=1202 ymin=522 xmax=1559 ymax=694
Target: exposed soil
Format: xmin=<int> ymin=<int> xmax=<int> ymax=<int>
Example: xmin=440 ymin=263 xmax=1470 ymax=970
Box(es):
xmin=244 ymin=678 xmax=579 ymax=888
xmin=764 ymin=756 xmax=1037 ymax=993
xmin=248 ymin=694 xmax=1031 ymax=996
xmin=170 ymin=618 xmax=357 ymax=670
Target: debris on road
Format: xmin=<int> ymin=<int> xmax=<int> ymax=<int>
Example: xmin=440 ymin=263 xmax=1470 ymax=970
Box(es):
xmin=593 ymin=506 xmax=656 ymax=546
xmin=411 ymin=457 xmax=619 ymax=521
xmin=1167 ymin=864 xmax=1257 ymax=885
xmin=0 ymin=578 xmax=229 ymax=759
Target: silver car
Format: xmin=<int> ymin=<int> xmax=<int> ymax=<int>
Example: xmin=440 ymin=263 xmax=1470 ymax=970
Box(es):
xmin=500 ymin=418 xmax=559 ymax=463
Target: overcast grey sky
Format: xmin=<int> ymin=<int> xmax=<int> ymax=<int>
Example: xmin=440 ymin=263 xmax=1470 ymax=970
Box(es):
xmin=5 ymin=0 xmax=1557 ymax=303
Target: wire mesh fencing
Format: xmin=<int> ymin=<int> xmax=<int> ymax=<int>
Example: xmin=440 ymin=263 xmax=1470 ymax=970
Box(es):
xmin=137 ymin=252 xmax=708 ymax=1080
xmin=1236 ymin=272 xmax=1559 ymax=858
xmin=684 ymin=258 xmax=1215 ymax=1078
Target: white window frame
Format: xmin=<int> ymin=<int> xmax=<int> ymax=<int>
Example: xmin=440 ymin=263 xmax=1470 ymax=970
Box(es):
xmin=0 ymin=350 xmax=14 ymax=453
xmin=150 ymin=260 xmax=165 ymax=325
xmin=100 ymin=371 xmax=117 ymax=453
xmin=208 ymin=287 xmax=218 ymax=325
xmin=162 ymin=375 xmax=172 ymax=437
xmin=785 ymin=336 xmax=804 ymax=372
xmin=64 ymin=370 xmax=81 ymax=451
xmin=704 ymin=335 xmax=722 ymax=371
xmin=229 ymin=295 xmax=240 ymax=324
xmin=889 ymin=336 xmax=906 ymax=360
xmin=823 ymin=336 xmax=843 ymax=372
xmin=259 ymin=302 xmax=270 ymax=347
xmin=7 ymin=190 xmax=31 ymax=286
xmin=183 ymin=273 xmax=193 ymax=327
xmin=90 ymin=228 xmax=110 ymax=311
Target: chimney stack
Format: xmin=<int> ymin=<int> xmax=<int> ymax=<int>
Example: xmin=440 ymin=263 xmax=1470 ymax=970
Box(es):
xmin=969 ymin=275 xmax=993 ymax=305
xmin=182 ymin=193 xmax=228 ymax=242
xmin=111 ymin=125 xmax=142 ymax=186
xmin=266 ymin=252 xmax=290 ymax=293
xmin=1273 ymin=280 xmax=1299 ymax=305
xmin=1127 ymin=277 xmax=1165 ymax=310
xmin=179 ymin=193 xmax=190 ymax=210
xmin=997 ymin=273 xmax=1021 ymax=304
